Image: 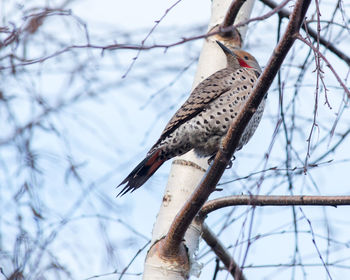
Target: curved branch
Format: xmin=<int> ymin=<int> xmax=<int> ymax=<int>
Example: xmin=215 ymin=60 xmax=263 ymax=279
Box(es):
xmin=200 ymin=195 xmax=350 ymax=217
xmin=222 ymin=0 xmax=247 ymax=29
xmin=219 ymin=0 xmax=246 ymax=42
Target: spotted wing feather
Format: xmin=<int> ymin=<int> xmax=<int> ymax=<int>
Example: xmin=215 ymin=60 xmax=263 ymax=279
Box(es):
xmin=150 ymin=69 xmax=232 ymax=150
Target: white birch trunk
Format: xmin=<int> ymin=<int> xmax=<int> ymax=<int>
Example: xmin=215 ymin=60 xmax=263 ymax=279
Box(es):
xmin=143 ymin=0 xmax=256 ymax=279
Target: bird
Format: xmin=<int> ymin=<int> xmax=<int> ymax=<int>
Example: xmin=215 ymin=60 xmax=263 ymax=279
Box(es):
xmin=117 ymin=41 xmax=265 ymax=196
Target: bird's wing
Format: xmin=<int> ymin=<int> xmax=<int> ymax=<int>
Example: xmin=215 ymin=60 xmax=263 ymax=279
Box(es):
xmin=151 ymin=69 xmax=232 ymax=149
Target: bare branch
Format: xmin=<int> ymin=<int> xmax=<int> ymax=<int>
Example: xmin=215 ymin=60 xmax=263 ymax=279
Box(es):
xmin=222 ymin=0 xmax=247 ymax=29
xmin=200 ymin=195 xmax=350 ymax=216
xmin=121 ymin=0 xmax=183 ymax=78
xmin=0 ymin=1 xmax=296 ymax=71
xmin=260 ymin=0 xmax=350 ymax=66
xmin=201 ymin=223 xmax=246 ymax=280
xmin=296 ymin=34 xmax=350 ymax=99
xmin=216 ymin=0 xmax=291 ymax=47
xmin=299 ymin=208 xmax=333 ymax=279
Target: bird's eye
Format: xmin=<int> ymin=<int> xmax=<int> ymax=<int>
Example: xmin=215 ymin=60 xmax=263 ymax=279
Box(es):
xmin=244 ymin=56 xmax=249 ymax=60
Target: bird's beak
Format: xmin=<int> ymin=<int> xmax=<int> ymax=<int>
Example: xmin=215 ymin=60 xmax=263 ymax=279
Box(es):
xmin=216 ymin=40 xmax=236 ymax=57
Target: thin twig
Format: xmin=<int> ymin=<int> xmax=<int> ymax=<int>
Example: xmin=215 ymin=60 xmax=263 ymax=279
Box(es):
xmin=121 ymin=0 xmax=183 ymax=78
xmin=118 ymin=241 xmax=151 ymax=280
xmin=296 ymin=34 xmax=350 ymax=99
xmin=299 ymin=208 xmax=333 ymax=279
xmin=0 ymin=2 xmax=294 ymax=71
xmin=260 ymin=0 xmax=350 ymax=66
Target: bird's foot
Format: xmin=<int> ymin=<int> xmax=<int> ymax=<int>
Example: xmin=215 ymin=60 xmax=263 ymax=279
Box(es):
xmin=207 ymin=153 xmax=217 ymax=166
xmin=208 ymin=154 xmax=235 ymax=168
xmin=226 ymin=155 xmax=236 ymax=169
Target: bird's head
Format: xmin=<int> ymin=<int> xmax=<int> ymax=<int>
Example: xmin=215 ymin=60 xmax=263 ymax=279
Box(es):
xmin=216 ymin=40 xmax=261 ymax=73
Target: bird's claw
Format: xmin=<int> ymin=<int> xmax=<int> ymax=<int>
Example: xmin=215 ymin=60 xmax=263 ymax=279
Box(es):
xmin=226 ymin=155 xmax=236 ymax=169
xmin=207 ymin=153 xmax=216 ymax=165
xmin=208 ymin=154 xmax=236 ymax=168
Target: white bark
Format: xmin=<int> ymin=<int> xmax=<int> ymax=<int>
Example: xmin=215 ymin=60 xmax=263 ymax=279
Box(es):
xmin=143 ymin=0 xmax=256 ymax=279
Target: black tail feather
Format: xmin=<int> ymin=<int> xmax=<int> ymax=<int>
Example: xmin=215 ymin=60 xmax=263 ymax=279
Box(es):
xmin=117 ymin=150 xmax=164 ymax=196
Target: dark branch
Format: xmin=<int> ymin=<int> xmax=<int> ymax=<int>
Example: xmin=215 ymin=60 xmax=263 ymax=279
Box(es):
xmin=222 ymin=0 xmax=247 ymax=29
xmin=219 ymin=0 xmax=246 ymax=41
xmin=200 ymin=195 xmax=350 ymax=217
xmin=202 ymin=223 xmax=246 ymax=280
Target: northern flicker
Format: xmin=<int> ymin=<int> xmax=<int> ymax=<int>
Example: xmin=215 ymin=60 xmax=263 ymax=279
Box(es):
xmin=118 ymin=41 xmax=265 ymax=196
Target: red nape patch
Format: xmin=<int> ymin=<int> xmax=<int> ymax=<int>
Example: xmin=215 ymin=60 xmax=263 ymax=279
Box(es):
xmin=238 ymin=58 xmax=252 ymax=68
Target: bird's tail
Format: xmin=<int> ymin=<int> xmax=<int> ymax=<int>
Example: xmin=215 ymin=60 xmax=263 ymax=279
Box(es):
xmin=117 ymin=149 xmax=165 ymax=196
